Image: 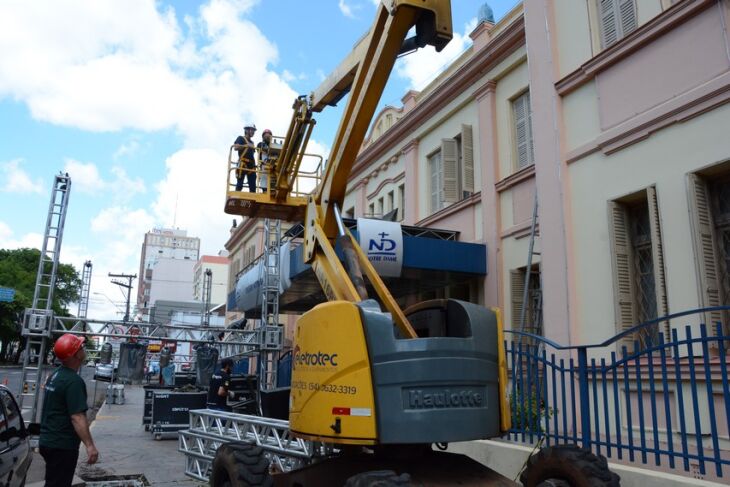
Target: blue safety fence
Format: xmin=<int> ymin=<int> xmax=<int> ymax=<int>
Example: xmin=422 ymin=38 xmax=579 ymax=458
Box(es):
xmin=504 ymin=307 xmax=730 ymax=481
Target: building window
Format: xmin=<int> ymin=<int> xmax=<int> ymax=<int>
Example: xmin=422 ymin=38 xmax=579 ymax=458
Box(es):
xmin=429 ymin=149 xmax=444 ymax=212
xmin=512 ymin=91 xmax=535 ymax=171
xmin=609 ymin=187 xmax=668 ymax=350
xmin=368 ymin=202 xmax=375 ymax=217
xmin=510 ymin=265 xmax=542 ymax=338
xmin=427 ymin=124 xmax=474 ymax=214
xmin=398 ymin=184 xmax=405 ymax=221
xmin=688 ymin=172 xmax=730 ymax=335
xmin=377 ymin=197 xmax=384 ymax=217
xmin=598 ymin=0 xmax=637 ymax=48
xmin=387 ymin=191 xmax=394 ymax=213
xmin=346 ymin=207 xmax=354 ymax=219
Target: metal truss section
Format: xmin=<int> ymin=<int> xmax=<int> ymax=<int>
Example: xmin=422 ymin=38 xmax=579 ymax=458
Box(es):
xmin=51 ymin=317 xmax=260 ymax=350
xmin=282 ymin=218 xmax=459 ymax=242
xmin=179 ymin=409 xmax=333 ymax=481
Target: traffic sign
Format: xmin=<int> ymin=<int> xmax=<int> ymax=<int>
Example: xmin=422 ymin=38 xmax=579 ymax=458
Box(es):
xmin=0 ymin=287 xmax=15 ymax=303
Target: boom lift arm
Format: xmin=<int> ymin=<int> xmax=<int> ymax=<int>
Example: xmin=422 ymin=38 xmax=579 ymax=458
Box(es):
xmin=226 ymin=0 xmax=453 ymax=338
xmin=303 ymin=0 xmax=452 ymax=338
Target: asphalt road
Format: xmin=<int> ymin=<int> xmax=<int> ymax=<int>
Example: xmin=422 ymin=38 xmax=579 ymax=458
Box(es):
xmin=0 ymin=364 xmax=100 ymax=405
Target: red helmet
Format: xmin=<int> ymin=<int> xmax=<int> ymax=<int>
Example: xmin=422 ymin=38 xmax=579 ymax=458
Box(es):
xmin=54 ymin=334 xmax=85 ymax=361
xmin=262 ymin=129 xmax=272 ymax=136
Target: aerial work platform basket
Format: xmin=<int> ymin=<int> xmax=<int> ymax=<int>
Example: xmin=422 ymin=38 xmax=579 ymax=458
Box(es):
xmin=224 ymin=96 xmax=322 ymax=221
xmin=224 ymin=141 xmax=322 ymax=221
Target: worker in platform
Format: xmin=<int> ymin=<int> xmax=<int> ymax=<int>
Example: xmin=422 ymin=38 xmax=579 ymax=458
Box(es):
xmin=257 ymin=128 xmax=275 ymax=193
xmin=207 ymin=358 xmax=234 ymax=412
xmin=234 ymin=123 xmax=257 ymax=192
xmin=40 ymin=334 xmax=99 ymax=487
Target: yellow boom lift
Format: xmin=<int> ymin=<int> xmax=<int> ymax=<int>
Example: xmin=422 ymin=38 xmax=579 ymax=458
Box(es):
xmin=213 ymin=1 xmax=617 ymax=486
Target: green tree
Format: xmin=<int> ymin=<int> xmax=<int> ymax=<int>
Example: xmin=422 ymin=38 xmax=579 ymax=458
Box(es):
xmin=0 ymin=248 xmax=82 ymax=362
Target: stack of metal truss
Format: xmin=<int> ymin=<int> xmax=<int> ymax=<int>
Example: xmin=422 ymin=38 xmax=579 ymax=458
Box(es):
xmin=178 ymin=409 xmax=333 ymax=482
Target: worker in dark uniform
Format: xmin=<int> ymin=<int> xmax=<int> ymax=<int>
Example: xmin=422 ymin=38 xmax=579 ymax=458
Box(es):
xmin=207 ymin=358 xmax=234 ymax=412
xmin=234 ymin=123 xmax=257 ymax=192
xmin=40 ymin=334 xmax=99 ymax=487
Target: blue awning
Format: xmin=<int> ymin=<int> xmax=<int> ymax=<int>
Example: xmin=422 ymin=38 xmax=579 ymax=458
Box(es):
xmin=229 ymin=224 xmax=486 ymax=316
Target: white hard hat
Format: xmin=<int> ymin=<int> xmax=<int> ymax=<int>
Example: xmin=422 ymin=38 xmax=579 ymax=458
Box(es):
xmin=244 ymin=123 xmax=257 ymax=131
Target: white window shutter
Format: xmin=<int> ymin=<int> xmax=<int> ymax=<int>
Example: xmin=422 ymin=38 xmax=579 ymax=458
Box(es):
xmin=618 ymin=0 xmax=637 ymax=38
xmin=608 ymin=201 xmax=637 ymax=350
xmin=687 ymin=174 xmax=723 ymax=329
xmin=441 ymin=139 xmax=459 ymax=203
xmin=600 ymin=0 xmax=619 ymax=48
xmin=647 ymin=186 xmax=669 ymax=337
xmin=461 ymin=124 xmax=474 ymax=193
xmin=513 ymin=93 xmax=530 ymax=170
xmin=511 ymin=270 xmax=526 ymax=329
xmin=526 ymin=92 xmax=535 ymax=166
xmin=429 ymin=154 xmax=439 ymax=212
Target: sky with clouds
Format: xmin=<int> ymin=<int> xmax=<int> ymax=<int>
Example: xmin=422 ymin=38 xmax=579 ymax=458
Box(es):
xmin=0 ymin=0 xmax=517 ymax=320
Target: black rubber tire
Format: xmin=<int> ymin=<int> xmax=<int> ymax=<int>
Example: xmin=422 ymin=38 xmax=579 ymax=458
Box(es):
xmin=210 ymin=442 xmax=273 ymax=487
xmin=520 ymin=445 xmax=620 ymax=487
xmin=344 ymin=470 xmax=412 ymax=487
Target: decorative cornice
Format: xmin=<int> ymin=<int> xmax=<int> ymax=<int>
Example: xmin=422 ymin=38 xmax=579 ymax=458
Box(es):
xmin=348 ymin=15 xmax=526 ymax=183
xmin=555 ymin=0 xmax=715 ymax=96
xmin=473 ymin=79 xmax=497 ymax=101
xmin=366 ymin=173 xmax=406 ymax=200
xmin=495 ymin=164 xmax=536 ymax=193
xmin=566 ymin=70 xmax=730 ymax=163
xmin=501 ymin=221 xmax=536 ymax=239
xmin=401 ymin=138 xmax=419 ymax=154
xmin=416 ymin=192 xmax=481 ymax=227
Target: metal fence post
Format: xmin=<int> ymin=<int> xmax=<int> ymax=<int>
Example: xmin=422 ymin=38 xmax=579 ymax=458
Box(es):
xmin=577 ymin=346 xmax=591 ymax=449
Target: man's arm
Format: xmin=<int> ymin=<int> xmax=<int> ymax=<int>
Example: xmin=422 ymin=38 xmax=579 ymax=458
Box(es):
xmin=70 ymin=412 xmax=99 ymax=464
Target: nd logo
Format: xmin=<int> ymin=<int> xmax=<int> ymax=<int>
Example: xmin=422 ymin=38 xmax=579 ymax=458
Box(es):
xmin=369 ymin=232 xmax=396 ymax=252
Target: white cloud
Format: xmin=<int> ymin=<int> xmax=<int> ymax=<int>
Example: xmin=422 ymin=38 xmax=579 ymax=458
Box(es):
xmin=395 ymin=18 xmax=476 ymax=91
xmin=0 ymin=0 xmax=301 ymax=151
xmin=0 ymin=159 xmax=44 ymax=194
xmin=113 ymin=138 xmax=141 ymax=159
xmin=63 ymin=159 xmax=104 ymax=194
xmin=0 ymin=221 xmax=43 ymax=249
xmin=62 ymin=159 xmax=146 ymax=201
xmin=339 ymin=0 xmax=356 ymax=18
xmin=150 ymin=148 xmax=231 ymax=256
xmin=0 ymin=0 xmax=341 ymax=319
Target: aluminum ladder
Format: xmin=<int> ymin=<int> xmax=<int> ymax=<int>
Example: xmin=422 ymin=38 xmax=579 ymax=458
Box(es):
xmin=18 ymin=173 xmax=71 ymax=424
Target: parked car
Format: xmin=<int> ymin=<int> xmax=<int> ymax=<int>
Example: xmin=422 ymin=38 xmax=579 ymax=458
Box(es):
xmin=0 ymin=385 xmax=34 ymax=486
xmin=94 ymin=363 xmax=117 ymax=381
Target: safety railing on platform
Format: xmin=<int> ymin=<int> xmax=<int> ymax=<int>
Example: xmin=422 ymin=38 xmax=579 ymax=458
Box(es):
xmin=504 ymin=306 xmax=730 ymax=482
xmin=226 ymin=142 xmax=323 ymax=197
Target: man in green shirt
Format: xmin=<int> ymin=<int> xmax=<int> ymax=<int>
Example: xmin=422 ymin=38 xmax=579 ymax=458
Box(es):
xmin=40 ymin=334 xmax=99 ymax=487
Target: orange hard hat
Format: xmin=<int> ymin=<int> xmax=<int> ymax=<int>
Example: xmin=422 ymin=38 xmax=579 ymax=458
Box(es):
xmin=54 ymin=334 xmax=85 ymax=361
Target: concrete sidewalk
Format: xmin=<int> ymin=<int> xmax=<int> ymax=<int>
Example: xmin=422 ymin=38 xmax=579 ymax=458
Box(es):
xmin=29 ymin=384 xmax=203 ymax=486
xmin=78 ymin=385 xmax=201 ymax=486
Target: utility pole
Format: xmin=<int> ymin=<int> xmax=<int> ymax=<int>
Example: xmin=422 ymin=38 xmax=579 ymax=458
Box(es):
xmin=109 ymin=273 xmax=136 ymax=322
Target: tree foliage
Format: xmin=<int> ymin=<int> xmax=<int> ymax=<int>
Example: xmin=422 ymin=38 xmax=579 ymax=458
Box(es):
xmin=0 ymin=248 xmax=82 ymax=361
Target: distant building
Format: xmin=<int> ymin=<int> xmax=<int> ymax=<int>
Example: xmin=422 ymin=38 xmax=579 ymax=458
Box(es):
xmin=193 ymin=254 xmax=230 ymax=307
xmin=136 ymin=228 xmax=200 ymax=318
xmin=146 ymin=257 xmax=197 ymax=307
